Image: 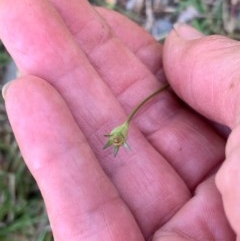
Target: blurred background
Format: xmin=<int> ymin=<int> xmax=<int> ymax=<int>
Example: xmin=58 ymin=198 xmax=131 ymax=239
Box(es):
xmin=1 ymin=0 xmax=240 ymax=240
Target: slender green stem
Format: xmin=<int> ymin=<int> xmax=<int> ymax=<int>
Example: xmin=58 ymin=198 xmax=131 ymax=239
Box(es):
xmin=126 ymin=84 xmax=169 ymax=124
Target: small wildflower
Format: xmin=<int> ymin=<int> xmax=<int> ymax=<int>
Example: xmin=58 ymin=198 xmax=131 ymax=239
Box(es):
xmin=103 ymin=121 xmax=131 ymax=156
xmin=104 ymin=84 xmax=169 ymax=157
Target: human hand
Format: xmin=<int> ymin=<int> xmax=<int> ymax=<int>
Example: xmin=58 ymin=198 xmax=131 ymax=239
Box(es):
xmin=0 ymin=0 xmax=238 ymax=240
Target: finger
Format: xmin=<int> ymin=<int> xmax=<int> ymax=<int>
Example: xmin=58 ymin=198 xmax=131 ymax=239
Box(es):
xmin=95 ymin=7 xmax=164 ymax=78
xmin=4 ymin=76 xmax=144 ymax=241
xmin=163 ymin=24 xmax=240 ymax=128
xmin=50 ymin=0 xmax=164 ymax=81
xmin=164 ymin=24 xmax=240 ymax=237
xmin=216 ymin=122 xmax=240 ymax=236
xmin=153 ymin=177 xmax=235 ymax=240
xmin=49 ymin=0 xmax=164 ymax=107
xmin=0 ymin=0 xmax=190 ymax=237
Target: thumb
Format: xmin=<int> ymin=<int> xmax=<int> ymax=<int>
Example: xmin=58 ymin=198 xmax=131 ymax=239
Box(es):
xmin=163 ymin=24 xmax=240 ymax=128
xmin=164 ymin=25 xmax=240 ymax=237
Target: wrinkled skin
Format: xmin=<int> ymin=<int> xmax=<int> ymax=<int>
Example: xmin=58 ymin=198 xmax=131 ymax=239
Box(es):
xmin=1 ymin=0 xmax=240 ymax=240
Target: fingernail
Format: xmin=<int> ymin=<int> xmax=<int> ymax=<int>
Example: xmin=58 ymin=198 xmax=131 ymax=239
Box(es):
xmin=2 ymin=81 xmax=13 ymax=100
xmin=173 ymin=23 xmax=204 ymax=40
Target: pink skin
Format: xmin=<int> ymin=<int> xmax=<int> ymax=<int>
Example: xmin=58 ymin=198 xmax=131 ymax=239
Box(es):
xmin=0 ymin=0 xmax=239 ymax=240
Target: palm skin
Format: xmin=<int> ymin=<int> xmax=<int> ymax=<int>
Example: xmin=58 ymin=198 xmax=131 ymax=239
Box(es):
xmin=1 ymin=0 xmax=240 ymax=240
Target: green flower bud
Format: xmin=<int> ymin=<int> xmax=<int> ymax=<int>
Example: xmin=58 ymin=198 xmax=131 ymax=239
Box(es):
xmin=104 ymin=84 xmax=169 ymax=157
xmin=103 ymin=121 xmax=131 ymax=156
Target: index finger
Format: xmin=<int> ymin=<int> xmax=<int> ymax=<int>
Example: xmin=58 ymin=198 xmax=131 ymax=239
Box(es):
xmin=4 ymin=75 xmax=144 ymax=241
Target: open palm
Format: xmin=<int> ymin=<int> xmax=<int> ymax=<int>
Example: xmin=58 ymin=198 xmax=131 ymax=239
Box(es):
xmin=0 ymin=0 xmax=237 ymax=240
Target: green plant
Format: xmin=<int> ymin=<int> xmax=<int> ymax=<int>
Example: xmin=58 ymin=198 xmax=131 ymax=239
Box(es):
xmin=104 ymin=84 xmax=169 ymax=156
xmin=177 ymin=0 xmax=240 ymax=38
